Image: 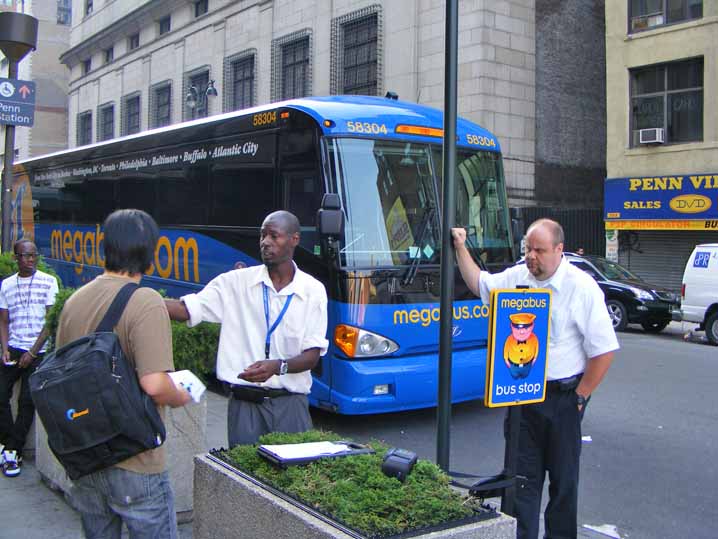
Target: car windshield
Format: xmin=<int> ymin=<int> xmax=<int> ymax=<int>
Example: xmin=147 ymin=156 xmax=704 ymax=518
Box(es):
xmin=326 ymin=137 xmax=513 ymax=269
xmin=590 ymin=257 xmax=643 ymax=281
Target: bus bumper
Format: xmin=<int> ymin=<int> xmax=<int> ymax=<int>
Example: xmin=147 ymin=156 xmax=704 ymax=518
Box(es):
xmin=308 ymin=348 xmax=487 ymax=415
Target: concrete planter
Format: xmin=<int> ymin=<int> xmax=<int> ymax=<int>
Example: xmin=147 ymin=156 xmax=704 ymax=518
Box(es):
xmin=35 ymin=397 xmax=207 ymax=521
xmin=193 ymin=454 xmax=516 ymax=539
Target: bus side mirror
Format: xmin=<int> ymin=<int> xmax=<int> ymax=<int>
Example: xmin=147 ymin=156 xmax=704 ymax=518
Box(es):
xmin=317 ymin=193 xmax=344 ymax=238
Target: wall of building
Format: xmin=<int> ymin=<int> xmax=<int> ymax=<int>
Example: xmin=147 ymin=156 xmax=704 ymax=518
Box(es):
xmin=605 ymin=0 xmax=718 ymax=178
xmin=62 ymin=0 xmax=540 ymax=205
xmin=0 ymin=0 xmax=70 ymax=160
xmin=535 ymin=0 xmax=606 ymax=208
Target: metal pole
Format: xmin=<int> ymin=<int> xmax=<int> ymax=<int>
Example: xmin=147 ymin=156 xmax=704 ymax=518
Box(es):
xmin=436 ymin=0 xmax=459 ymax=472
xmin=1 ymin=60 xmax=17 ymax=253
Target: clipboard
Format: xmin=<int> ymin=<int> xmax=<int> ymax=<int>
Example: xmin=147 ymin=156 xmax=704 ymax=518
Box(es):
xmin=257 ymin=441 xmax=375 ymax=468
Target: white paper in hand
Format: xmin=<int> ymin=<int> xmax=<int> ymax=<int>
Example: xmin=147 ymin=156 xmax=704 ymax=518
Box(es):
xmin=168 ymin=370 xmax=206 ymax=403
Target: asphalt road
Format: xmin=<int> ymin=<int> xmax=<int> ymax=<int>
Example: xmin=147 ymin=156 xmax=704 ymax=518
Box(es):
xmin=314 ymin=322 xmax=718 ymax=539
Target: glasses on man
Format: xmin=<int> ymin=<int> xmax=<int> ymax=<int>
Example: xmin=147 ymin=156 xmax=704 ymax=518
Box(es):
xmin=17 ymin=253 xmax=38 ymax=259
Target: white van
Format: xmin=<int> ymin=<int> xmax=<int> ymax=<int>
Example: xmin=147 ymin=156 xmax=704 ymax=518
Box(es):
xmin=681 ymin=244 xmax=718 ymax=345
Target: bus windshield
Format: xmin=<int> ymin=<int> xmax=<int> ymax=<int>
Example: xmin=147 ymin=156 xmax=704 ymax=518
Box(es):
xmin=327 ymin=137 xmax=512 ymax=268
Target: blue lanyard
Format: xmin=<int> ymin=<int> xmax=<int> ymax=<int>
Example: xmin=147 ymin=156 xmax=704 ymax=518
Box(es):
xmin=262 ymin=283 xmax=294 ymax=359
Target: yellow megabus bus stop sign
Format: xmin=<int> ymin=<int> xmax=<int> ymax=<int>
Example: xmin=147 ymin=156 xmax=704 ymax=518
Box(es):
xmin=485 ymin=288 xmax=552 ymax=407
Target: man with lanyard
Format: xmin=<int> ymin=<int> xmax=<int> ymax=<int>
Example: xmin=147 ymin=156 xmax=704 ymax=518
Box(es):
xmin=166 ymin=211 xmax=328 ymax=446
xmin=0 ymin=240 xmax=59 ymax=477
xmin=452 ymin=219 xmax=618 ymax=539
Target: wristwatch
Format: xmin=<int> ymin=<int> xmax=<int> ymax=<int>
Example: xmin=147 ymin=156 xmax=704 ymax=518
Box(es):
xmin=278 ymin=360 xmax=289 ymax=376
xmin=575 ymin=392 xmax=588 ymax=407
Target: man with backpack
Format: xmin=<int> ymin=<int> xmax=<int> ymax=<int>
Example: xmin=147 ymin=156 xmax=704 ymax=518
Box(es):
xmin=54 ymin=209 xmax=191 ymax=539
xmin=0 ymin=239 xmax=59 ymax=477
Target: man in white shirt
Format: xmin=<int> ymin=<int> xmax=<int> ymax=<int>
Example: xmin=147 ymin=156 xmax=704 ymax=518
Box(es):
xmin=166 ymin=211 xmax=328 ymax=446
xmin=452 ymin=219 xmax=618 ymax=539
xmin=0 ymin=240 xmax=59 ymax=477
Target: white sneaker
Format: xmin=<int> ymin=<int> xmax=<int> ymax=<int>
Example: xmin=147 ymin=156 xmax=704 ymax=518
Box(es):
xmin=2 ymin=450 xmax=20 ymax=477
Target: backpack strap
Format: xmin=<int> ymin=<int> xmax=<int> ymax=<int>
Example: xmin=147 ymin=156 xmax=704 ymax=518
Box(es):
xmin=96 ymin=283 xmax=139 ymax=333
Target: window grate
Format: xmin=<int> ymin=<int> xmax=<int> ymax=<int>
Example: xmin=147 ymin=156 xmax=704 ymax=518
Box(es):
xmin=122 ymin=93 xmax=141 ymax=136
xmin=97 ymin=103 xmax=115 ymax=141
xmin=77 ymin=111 xmax=92 ymax=146
xmin=331 ymin=5 xmax=383 ymax=96
xmin=271 ymin=30 xmax=312 ymax=102
xmin=150 ymin=81 xmax=172 ymax=128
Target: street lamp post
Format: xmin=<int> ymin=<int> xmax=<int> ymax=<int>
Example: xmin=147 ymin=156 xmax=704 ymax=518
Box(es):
xmin=0 ymin=11 xmax=38 ymax=253
xmin=185 ymin=79 xmax=218 ymax=118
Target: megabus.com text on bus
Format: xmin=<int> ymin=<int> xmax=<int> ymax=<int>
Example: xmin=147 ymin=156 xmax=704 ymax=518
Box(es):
xmin=49 ymin=225 xmax=200 ymax=282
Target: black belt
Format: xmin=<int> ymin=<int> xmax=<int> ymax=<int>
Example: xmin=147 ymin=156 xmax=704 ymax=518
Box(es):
xmin=227 ymin=384 xmax=292 ymax=403
xmin=546 ymin=374 xmax=582 ymax=393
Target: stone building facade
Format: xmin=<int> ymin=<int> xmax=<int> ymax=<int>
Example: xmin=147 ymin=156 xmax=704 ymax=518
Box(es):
xmin=59 ymin=0 xmax=605 ymax=209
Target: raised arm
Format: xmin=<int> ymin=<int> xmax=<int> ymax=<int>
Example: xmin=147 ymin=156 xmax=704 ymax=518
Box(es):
xmin=451 ymin=227 xmax=481 ymax=296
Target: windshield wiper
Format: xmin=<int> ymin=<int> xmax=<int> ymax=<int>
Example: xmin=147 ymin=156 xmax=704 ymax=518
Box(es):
xmin=402 ymin=205 xmax=437 ymax=286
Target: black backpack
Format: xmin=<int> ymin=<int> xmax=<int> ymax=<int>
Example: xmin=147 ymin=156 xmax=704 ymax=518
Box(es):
xmin=30 ymin=283 xmax=167 ymax=480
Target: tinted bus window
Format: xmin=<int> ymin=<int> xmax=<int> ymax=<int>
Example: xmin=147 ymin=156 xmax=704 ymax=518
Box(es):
xmin=210 ymin=164 xmax=275 ymax=227
xmin=156 ymin=166 xmax=209 ymax=226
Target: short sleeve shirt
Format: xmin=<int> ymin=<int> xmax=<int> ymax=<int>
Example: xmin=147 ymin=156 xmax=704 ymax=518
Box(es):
xmin=55 ymin=274 xmax=175 ymax=474
xmin=479 ymin=258 xmax=619 ymax=380
xmin=0 ymin=270 xmax=59 ymax=352
xmin=181 ymin=263 xmax=329 ymax=394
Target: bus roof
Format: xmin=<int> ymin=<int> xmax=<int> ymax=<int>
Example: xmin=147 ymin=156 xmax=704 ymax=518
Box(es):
xmin=17 ymin=95 xmax=500 ymax=166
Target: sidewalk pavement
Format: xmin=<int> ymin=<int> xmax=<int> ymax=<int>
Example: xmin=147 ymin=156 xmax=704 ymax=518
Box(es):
xmin=0 ymin=390 xmax=229 ymax=539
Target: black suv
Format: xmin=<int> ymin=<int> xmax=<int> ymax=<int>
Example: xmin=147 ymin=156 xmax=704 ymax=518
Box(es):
xmin=564 ymin=253 xmax=680 ymax=333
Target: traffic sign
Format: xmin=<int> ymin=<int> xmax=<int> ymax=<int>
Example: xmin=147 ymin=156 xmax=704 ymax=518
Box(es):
xmin=0 ymin=77 xmax=35 ymax=127
xmin=485 ymin=288 xmax=552 ymax=407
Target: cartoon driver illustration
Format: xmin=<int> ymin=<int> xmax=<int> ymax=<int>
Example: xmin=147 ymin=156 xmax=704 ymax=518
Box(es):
xmin=503 ymin=312 xmax=539 ymax=379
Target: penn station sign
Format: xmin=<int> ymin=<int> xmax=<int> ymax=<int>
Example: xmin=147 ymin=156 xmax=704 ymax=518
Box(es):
xmin=604 ymin=174 xmax=718 ymax=230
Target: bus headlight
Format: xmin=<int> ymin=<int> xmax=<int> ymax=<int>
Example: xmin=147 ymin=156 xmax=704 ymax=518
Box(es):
xmin=334 ymin=324 xmax=399 ymax=358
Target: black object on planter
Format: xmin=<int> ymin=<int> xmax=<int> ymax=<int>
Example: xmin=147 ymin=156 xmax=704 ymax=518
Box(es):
xmin=381 ymin=447 xmax=417 ymax=482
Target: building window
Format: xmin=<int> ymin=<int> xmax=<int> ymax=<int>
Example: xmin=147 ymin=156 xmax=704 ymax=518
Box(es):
xmin=57 ymin=0 xmax=72 ymax=25
xmin=630 ymin=57 xmax=703 ymax=146
xmin=195 ymin=0 xmax=208 ymax=17
xmin=341 ymin=14 xmax=378 ymax=95
xmin=122 ymin=93 xmax=141 ymax=135
xmin=77 ymin=111 xmax=92 ymax=146
xmin=129 ymin=33 xmax=140 ymax=50
xmin=151 ymin=82 xmax=172 ymax=128
xmin=82 ymin=58 xmax=91 ymax=75
xmin=184 ymin=70 xmax=210 ymax=120
xmin=98 ymin=103 xmax=115 ymax=141
xmin=225 ymin=53 xmax=254 ymax=111
xmin=331 ymin=7 xmax=382 ymax=96
xmin=85 ymin=0 xmax=93 ymax=16
xmin=104 ymin=47 xmax=114 ymax=65
xmin=281 ymin=37 xmax=310 ymax=100
xmin=159 ymin=16 xmax=171 ymax=36
xmin=629 ymin=0 xmax=702 ymax=33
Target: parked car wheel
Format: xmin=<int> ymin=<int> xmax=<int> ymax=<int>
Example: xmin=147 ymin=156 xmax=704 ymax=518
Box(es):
xmin=606 ymin=300 xmax=628 ymax=331
xmin=641 ymin=320 xmax=670 ymax=333
xmin=706 ymin=312 xmax=718 ymax=345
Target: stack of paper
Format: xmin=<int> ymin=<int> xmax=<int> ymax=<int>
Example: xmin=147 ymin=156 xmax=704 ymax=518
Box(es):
xmin=168 ymin=369 xmax=206 ymax=403
xmin=260 ymin=442 xmax=350 ymax=460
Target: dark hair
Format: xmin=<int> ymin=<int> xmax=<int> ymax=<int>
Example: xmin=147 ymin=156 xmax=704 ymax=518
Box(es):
xmin=13 ymin=239 xmax=35 ymax=255
xmin=103 ymin=209 xmax=159 ymax=275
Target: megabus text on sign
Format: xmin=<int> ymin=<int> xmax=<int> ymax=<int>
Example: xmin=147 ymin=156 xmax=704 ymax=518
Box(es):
xmin=49 ymin=225 xmax=200 ymax=282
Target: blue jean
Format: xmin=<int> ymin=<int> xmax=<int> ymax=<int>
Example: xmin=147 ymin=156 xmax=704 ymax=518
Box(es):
xmin=68 ymin=466 xmax=178 ymax=539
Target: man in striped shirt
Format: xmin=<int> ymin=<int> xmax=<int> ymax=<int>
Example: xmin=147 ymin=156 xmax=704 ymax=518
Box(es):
xmin=0 ymin=240 xmax=58 ymax=477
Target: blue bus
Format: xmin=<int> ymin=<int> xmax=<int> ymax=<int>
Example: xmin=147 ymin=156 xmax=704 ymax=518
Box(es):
xmin=11 ymin=95 xmax=514 ymax=414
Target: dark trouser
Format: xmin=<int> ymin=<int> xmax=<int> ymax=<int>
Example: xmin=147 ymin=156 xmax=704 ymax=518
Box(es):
xmin=227 ymin=389 xmax=312 ymax=447
xmin=0 ymin=347 xmax=40 ymax=456
xmin=512 ymin=380 xmax=587 ymax=539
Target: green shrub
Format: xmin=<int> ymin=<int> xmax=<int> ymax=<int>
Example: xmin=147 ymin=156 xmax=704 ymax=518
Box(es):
xmin=44 ymin=285 xmax=218 ymax=379
xmin=221 ymin=430 xmax=478 ymax=538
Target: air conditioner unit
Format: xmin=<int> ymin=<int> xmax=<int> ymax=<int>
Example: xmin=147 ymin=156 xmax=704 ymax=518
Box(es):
xmin=639 ymin=128 xmax=665 ymax=144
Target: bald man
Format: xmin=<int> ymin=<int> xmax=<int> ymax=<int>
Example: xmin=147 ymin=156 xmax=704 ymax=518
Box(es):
xmin=166 ymin=211 xmax=328 ymax=446
xmin=452 ymin=219 xmax=618 ymax=539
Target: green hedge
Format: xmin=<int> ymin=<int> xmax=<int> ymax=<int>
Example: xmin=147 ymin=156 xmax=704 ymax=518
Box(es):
xmin=44 ymin=284 xmax=218 ymax=381
xmin=221 ymin=430 xmax=479 ymax=538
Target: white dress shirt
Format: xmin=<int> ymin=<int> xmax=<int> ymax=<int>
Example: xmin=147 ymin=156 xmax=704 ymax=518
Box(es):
xmin=479 ymin=257 xmax=619 ymax=380
xmin=182 ymin=263 xmax=329 ymax=394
